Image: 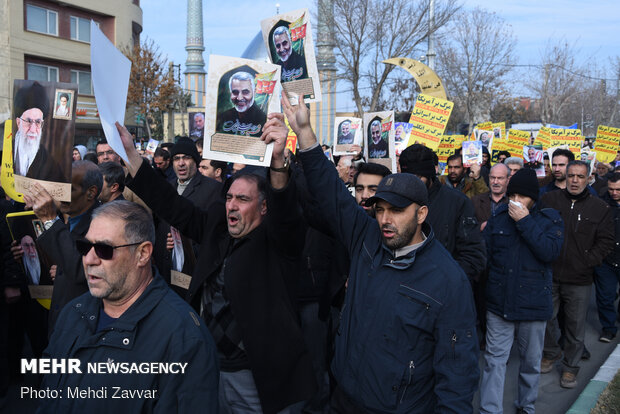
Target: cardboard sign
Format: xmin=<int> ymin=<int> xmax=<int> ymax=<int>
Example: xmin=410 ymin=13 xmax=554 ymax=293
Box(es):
xmin=549 ymin=128 xmax=582 ymax=157
xmin=595 ymin=125 xmax=620 ymax=163
xmin=536 ymin=126 xmax=551 ymax=149
xmin=407 ymin=94 xmax=454 ymax=151
xmin=506 ymin=129 xmax=530 ymax=157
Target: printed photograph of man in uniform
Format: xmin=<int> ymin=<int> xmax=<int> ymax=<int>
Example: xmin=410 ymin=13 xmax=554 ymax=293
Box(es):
xmin=337 ymin=119 xmax=355 ymax=145
xmin=215 ymin=69 xmax=267 ymax=138
xmin=190 ymin=112 xmax=205 ymax=139
xmin=367 ymin=119 xmax=388 ymax=159
xmin=269 ymin=24 xmax=308 ymax=83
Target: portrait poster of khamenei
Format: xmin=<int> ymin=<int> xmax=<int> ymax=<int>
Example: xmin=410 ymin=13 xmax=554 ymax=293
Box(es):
xmin=204 ymin=55 xmax=281 ymax=167
xmin=333 ymin=117 xmax=363 ymax=156
xmin=363 ymin=111 xmax=397 ymax=172
xmin=261 ymin=8 xmax=322 ymax=103
xmin=6 ymin=211 xmax=54 ymax=302
xmin=10 ymin=80 xmax=76 ymax=201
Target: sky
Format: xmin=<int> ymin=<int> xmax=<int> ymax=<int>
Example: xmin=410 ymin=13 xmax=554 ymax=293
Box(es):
xmin=142 ymin=0 xmax=620 ymax=112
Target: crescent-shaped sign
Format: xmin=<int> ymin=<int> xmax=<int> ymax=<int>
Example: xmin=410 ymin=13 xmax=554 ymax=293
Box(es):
xmin=383 ymin=57 xmax=448 ymax=100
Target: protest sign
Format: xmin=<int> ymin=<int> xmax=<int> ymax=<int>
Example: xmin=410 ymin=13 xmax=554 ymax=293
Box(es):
xmin=394 ymin=122 xmax=413 ymax=155
xmin=476 ymin=121 xmax=493 ymax=131
xmin=189 ymin=111 xmax=205 ymax=140
xmin=203 ymin=55 xmax=281 ymax=167
xmin=91 ymin=21 xmax=130 ymax=163
xmin=595 ymin=125 xmax=620 ymax=163
xmin=145 ymin=138 xmax=159 ymax=158
xmin=523 ymin=145 xmax=545 ymax=177
xmin=364 ymin=111 xmax=396 ymax=172
xmin=549 ymin=128 xmax=582 ymax=157
xmin=10 ymin=80 xmax=76 ymax=202
xmin=535 ymin=126 xmax=551 ymax=149
xmin=284 ymin=116 xmax=297 ymax=155
xmin=492 ymin=122 xmax=506 ymax=140
xmin=580 ymin=149 xmax=597 ymax=174
xmin=333 ymin=117 xmax=363 ymax=156
xmin=407 ymin=94 xmax=454 ymax=151
xmin=437 ymin=135 xmax=457 ymax=174
xmin=462 ymin=141 xmax=482 ymax=167
xmin=1 ymin=121 xmax=24 ymax=202
xmin=261 ymin=8 xmax=321 ymax=103
xmin=506 ymin=129 xmax=530 ymax=157
xmin=6 ymin=211 xmax=54 ymax=308
xmin=474 ymin=128 xmax=493 ymax=149
xmin=490 ymin=139 xmax=508 ymax=165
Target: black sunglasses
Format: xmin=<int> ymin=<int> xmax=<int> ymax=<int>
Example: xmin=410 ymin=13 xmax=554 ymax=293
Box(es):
xmin=76 ymin=239 xmax=144 ymax=260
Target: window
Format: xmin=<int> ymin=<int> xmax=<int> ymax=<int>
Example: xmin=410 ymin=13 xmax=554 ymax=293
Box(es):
xmin=26 ymin=4 xmax=57 ymax=36
xmin=27 ymin=63 xmax=59 ymax=82
xmin=71 ymin=16 xmax=96 ymax=43
xmin=71 ymin=70 xmax=92 ymax=95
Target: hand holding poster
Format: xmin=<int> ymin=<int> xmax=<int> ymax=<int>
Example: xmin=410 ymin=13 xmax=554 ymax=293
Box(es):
xmin=364 ymin=111 xmax=396 ymax=172
xmin=261 ymin=8 xmax=321 ymax=103
xmin=595 ymin=125 xmax=620 ymax=163
xmin=203 ymin=55 xmax=281 ymax=167
xmin=407 ymin=94 xmax=454 ymax=151
xmin=462 ymin=141 xmax=482 ymax=167
xmin=333 ymin=117 xmax=363 ymax=155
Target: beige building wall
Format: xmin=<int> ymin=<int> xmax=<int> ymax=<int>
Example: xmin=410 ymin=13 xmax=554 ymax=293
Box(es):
xmin=0 ymin=0 xmax=142 ymax=147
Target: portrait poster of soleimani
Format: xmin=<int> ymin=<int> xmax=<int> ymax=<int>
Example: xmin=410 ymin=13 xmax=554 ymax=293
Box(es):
xmin=333 ymin=117 xmax=363 ymax=156
xmin=204 ymin=55 xmax=281 ymax=167
xmin=8 ymin=80 xmax=76 ymax=202
xmin=260 ymin=8 xmax=322 ymax=103
xmin=363 ymin=111 xmax=397 ymax=173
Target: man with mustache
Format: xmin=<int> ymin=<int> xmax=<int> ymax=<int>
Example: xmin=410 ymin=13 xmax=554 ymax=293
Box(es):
xmin=285 ymin=93 xmax=479 ymax=413
xmin=117 ymin=113 xmax=316 ymax=413
xmin=353 ymin=162 xmax=391 ymax=217
xmin=12 ymin=82 xmax=64 ymax=182
xmin=272 ymin=25 xmax=308 ymax=83
xmin=367 ymin=120 xmax=388 ymax=159
xmin=216 ymin=71 xmax=267 ymax=138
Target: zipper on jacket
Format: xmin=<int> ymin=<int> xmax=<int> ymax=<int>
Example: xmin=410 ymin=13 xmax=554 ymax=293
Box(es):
xmin=399 ymin=361 xmax=415 ymax=404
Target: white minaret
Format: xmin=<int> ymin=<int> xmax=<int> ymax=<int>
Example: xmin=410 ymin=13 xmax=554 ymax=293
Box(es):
xmin=185 ymin=0 xmax=206 ymax=107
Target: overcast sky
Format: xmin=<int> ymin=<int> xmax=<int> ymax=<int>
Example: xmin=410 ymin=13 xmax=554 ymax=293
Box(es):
xmin=142 ymin=0 xmax=620 ymax=111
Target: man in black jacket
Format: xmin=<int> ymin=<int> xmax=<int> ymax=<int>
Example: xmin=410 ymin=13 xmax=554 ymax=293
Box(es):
xmin=399 ymin=144 xmax=486 ymax=282
xmin=541 ymin=160 xmax=614 ymax=388
xmin=594 ymin=172 xmax=620 ymax=343
xmin=117 ymin=115 xmax=315 ymax=414
xmin=21 ymin=160 xmax=102 ymax=334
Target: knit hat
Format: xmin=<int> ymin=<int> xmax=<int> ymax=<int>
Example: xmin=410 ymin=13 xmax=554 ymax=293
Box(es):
xmin=399 ymin=144 xmax=436 ymax=181
xmin=170 ymin=137 xmax=201 ymax=164
xmin=507 ymin=168 xmax=539 ymax=201
xmin=14 ymin=81 xmax=49 ymax=118
xmin=366 ymin=173 xmax=429 ymax=207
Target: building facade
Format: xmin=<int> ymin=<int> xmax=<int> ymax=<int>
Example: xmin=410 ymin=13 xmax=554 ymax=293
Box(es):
xmin=0 ymin=0 xmax=143 ymax=150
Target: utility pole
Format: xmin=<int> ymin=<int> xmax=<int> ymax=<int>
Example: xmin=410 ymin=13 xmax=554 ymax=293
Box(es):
xmin=427 ymin=0 xmax=436 ymax=70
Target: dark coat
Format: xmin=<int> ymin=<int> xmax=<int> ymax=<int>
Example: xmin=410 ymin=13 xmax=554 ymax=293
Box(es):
xmin=298 ymin=146 xmax=479 ymax=414
xmin=152 ymin=173 xmax=222 ymax=291
xmin=541 ymin=189 xmax=615 ymax=285
xmin=127 ymin=160 xmax=316 ymax=414
xmin=426 ymin=178 xmax=487 ymax=281
xmin=483 ymin=203 xmax=564 ymax=321
xmin=38 ymin=273 xmax=219 ymax=413
xmin=601 ymin=192 xmax=620 ymax=267
xmin=471 ymin=191 xmax=508 ymax=225
xmin=37 ymin=203 xmax=99 ymax=332
xmin=280 ymin=49 xmax=309 ymax=82
xmin=216 ymin=104 xmax=266 ymax=137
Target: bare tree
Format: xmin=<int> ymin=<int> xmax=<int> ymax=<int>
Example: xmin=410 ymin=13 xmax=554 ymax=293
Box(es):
xmin=436 ymin=7 xmax=517 ymax=134
xmin=321 ymin=0 xmax=459 ymax=115
xmin=528 ymin=40 xmax=585 ymax=126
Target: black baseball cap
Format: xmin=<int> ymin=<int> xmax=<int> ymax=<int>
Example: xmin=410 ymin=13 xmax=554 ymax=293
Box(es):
xmin=366 ymin=173 xmax=428 ymax=208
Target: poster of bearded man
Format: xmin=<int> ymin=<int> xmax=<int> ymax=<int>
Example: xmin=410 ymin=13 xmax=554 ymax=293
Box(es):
xmin=261 ymin=8 xmax=322 ymax=103
xmin=204 ymin=55 xmax=281 ymax=167
xmin=10 ymin=80 xmax=76 ymax=201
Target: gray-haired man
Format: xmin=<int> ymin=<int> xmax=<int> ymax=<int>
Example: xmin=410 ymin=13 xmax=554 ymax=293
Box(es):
xmin=216 ymin=71 xmax=267 ymax=137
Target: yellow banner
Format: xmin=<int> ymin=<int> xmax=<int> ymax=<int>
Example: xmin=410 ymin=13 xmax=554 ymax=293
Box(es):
xmin=1 ymin=121 xmax=24 ymax=202
xmin=595 ymin=125 xmax=620 ymax=163
xmin=536 ymin=126 xmax=551 ymax=149
xmin=506 ymin=129 xmax=530 ymax=158
xmin=437 ymin=135 xmax=456 ymax=165
xmin=407 ymin=94 xmax=454 ymax=151
xmin=549 ymin=128 xmax=582 ymax=157
xmin=490 ymin=139 xmax=509 ymax=165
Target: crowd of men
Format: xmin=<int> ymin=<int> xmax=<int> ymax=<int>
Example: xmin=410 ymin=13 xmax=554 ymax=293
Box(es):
xmin=1 ymin=94 xmax=619 ymax=413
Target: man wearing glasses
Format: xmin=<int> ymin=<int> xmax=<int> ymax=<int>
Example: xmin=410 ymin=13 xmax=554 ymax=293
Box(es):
xmin=13 ymin=82 xmax=63 ymax=181
xmin=38 ymin=201 xmax=219 ymax=412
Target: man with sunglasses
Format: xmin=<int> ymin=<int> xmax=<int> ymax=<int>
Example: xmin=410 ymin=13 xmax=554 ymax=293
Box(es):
xmin=116 ymin=114 xmax=316 ymax=414
xmin=12 ymin=81 xmax=64 ymax=182
xmin=39 ymin=201 xmax=219 ymax=412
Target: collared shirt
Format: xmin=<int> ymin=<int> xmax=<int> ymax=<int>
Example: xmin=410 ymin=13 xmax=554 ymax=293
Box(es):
xmin=490 ymin=193 xmax=508 ymax=216
xmin=177 ymin=176 xmax=193 ymax=195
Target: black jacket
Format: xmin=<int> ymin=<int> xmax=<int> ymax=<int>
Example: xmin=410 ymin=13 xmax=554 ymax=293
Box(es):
xmin=541 ymin=189 xmax=615 ymax=285
xmin=37 ymin=203 xmax=98 ymax=332
xmin=601 ymin=192 xmax=620 ymax=267
xmin=24 ymin=146 xmax=67 ymax=183
xmin=426 ymin=178 xmax=486 ymax=281
xmin=128 ymin=160 xmax=316 ymax=414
